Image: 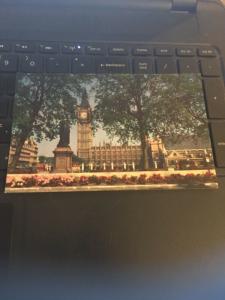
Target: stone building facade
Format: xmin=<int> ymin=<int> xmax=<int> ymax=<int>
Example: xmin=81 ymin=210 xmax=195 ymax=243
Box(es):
xmin=77 ymin=93 xmax=167 ymax=170
xmin=166 ymin=148 xmax=214 ymax=170
xmin=8 ymin=138 xmax=38 ymax=167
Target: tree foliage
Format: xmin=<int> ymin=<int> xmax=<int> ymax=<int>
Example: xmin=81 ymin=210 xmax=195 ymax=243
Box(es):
xmin=93 ymin=74 xmax=207 ymax=169
xmin=11 ymin=73 xmax=91 ymax=168
xmin=94 ymin=74 xmax=207 ymax=142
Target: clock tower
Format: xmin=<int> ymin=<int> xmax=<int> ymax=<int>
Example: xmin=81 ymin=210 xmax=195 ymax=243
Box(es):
xmin=77 ymin=90 xmax=93 ymax=162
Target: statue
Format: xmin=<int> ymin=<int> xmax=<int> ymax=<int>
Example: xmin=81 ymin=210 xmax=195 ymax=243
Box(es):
xmin=57 ymin=121 xmax=70 ymax=147
xmin=53 ymin=120 xmax=73 ymax=173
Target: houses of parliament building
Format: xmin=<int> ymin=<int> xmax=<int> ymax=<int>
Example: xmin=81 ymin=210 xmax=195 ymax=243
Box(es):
xmin=76 ymin=93 xmax=214 ymax=170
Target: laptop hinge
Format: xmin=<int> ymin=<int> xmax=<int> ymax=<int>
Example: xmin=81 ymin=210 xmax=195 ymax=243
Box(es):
xmin=172 ymin=0 xmax=198 ymax=12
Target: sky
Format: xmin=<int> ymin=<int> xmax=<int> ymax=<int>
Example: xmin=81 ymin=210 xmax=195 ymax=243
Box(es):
xmin=37 ymin=125 xmax=113 ymax=157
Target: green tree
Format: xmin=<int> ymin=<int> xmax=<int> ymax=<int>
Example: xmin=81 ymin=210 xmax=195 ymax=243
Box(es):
xmin=11 ymin=74 xmax=91 ymax=169
xmin=38 ymin=156 xmax=47 ymax=164
xmin=149 ymin=74 xmax=208 ymax=141
xmin=38 ymin=156 xmax=54 ymax=164
xmin=94 ymin=74 xmax=207 ymax=170
xmin=72 ymin=154 xmax=84 ymax=164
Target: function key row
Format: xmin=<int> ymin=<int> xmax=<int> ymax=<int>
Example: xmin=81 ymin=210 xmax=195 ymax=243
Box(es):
xmin=0 ymin=41 xmax=218 ymax=57
xmin=0 ymin=55 xmax=222 ymax=77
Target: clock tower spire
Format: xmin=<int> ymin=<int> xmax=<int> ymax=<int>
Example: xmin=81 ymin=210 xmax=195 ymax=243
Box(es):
xmin=77 ymin=90 xmax=93 ymax=162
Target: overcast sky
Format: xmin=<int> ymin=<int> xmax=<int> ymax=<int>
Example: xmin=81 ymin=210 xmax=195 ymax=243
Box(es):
xmin=37 ymin=125 xmax=113 ymax=157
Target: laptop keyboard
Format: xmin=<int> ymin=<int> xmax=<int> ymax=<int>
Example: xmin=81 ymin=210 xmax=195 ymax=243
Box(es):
xmin=0 ymin=40 xmax=225 ymax=191
xmin=0 ymin=41 xmax=221 ymax=75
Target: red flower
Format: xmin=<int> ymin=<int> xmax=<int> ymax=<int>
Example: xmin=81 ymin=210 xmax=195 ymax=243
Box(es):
xmin=138 ymin=174 xmax=147 ymax=184
xmin=79 ymin=176 xmax=89 ymax=185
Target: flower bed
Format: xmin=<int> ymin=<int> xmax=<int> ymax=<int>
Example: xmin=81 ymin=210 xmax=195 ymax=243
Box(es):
xmin=6 ymin=171 xmax=217 ymax=189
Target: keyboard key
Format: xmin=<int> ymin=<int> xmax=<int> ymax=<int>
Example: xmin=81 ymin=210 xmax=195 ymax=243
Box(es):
xmin=200 ymin=58 xmax=222 ymax=77
xmin=210 ymin=122 xmax=225 ymax=168
xmin=156 ymin=58 xmax=177 ymax=74
xmin=0 ymin=55 xmax=18 ymax=72
xmin=72 ymin=56 xmax=95 ymax=73
xmin=178 ymin=58 xmax=199 ymax=73
xmin=155 ymin=47 xmax=174 ymax=56
xmin=0 ymin=42 xmax=11 ymax=52
xmin=203 ymin=78 xmax=225 ymax=119
xmin=39 ymin=42 xmax=58 ymax=53
xmin=20 ymin=55 xmax=43 ymax=73
xmin=62 ymin=43 xmax=83 ymax=54
xmin=0 ymin=121 xmax=12 ymax=143
xmin=108 ymin=46 xmax=128 ymax=56
xmin=0 ymin=171 xmax=6 ymax=193
xmin=0 ymin=144 xmax=9 ymax=170
xmin=46 ymin=56 xmax=69 ymax=73
xmin=133 ymin=58 xmax=154 ymax=74
xmin=15 ymin=42 xmax=35 ymax=53
xmin=132 ymin=46 xmax=152 ymax=56
xmin=96 ymin=57 xmax=130 ymax=73
xmin=86 ymin=44 xmax=106 ymax=55
xmin=0 ymin=74 xmax=16 ymax=96
xmin=0 ymin=96 xmax=12 ymax=118
xmin=198 ymin=47 xmax=217 ymax=57
xmin=176 ymin=47 xmax=196 ymax=56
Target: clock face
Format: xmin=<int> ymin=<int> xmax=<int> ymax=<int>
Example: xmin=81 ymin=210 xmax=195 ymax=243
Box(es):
xmin=80 ymin=111 xmax=88 ymax=119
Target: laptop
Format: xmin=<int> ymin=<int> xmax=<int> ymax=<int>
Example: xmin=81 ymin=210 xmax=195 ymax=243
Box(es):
xmin=0 ymin=2 xmax=224 ymax=194
xmin=0 ymin=0 xmax=225 ymax=295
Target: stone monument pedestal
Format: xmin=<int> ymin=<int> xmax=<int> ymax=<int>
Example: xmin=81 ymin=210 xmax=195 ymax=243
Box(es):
xmin=53 ymin=146 xmax=73 ymax=173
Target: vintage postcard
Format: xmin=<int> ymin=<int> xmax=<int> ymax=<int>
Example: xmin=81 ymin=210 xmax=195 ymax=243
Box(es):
xmin=5 ymin=73 xmax=218 ymax=192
